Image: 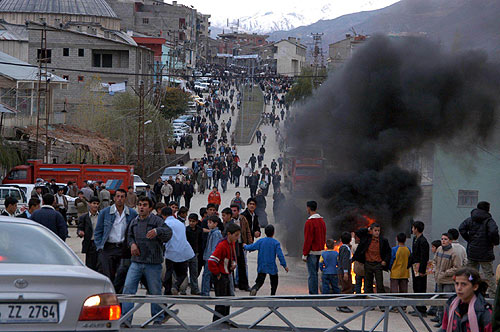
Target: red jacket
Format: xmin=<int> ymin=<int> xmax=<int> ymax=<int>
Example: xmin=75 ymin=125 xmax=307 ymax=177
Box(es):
xmin=208 ymin=238 xmax=236 ymax=275
xmin=303 ymin=213 xmax=327 ymax=256
xmin=208 ymin=191 xmax=221 ymax=205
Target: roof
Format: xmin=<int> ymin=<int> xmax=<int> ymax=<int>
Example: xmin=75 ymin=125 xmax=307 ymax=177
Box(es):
xmin=0 ymin=50 xmax=67 ymax=82
xmin=18 ymin=125 xmax=120 ymax=162
xmin=274 ymin=39 xmax=307 ymax=49
xmin=0 ymin=0 xmax=118 ymax=18
xmin=0 ymin=21 xmax=28 ymax=41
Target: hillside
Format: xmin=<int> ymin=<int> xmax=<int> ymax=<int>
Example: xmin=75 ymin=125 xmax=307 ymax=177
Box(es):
xmin=268 ymin=0 xmax=500 ymax=60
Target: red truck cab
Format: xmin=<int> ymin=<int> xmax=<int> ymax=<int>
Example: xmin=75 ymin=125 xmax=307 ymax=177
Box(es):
xmin=2 ymin=160 xmax=134 ymax=193
xmin=283 ymin=147 xmax=324 ymax=193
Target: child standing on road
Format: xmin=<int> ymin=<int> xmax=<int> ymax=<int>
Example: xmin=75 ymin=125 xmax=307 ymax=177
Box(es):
xmin=320 ymin=239 xmax=340 ymax=295
xmin=338 ymin=232 xmax=354 ymax=313
xmin=244 ymin=225 xmax=288 ymax=296
xmin=389 ymin=233 xmax=411 ymax=293
xmin=201 ymin=216 xmax=223 ymax=296
xmin=185 ymin=213 xmax=203 ymax=295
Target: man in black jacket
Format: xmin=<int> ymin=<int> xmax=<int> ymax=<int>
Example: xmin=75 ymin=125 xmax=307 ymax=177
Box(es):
xmin=459 ymin=201 xmax=500 ymax=296
xmin=248 ymin=171 xmax=259 ymax=198
xmin=352 ymin=223 xmax=391 ymax=293
xmin=241 ymin=197 xmax=261 ymax=239
xmin=173 ymin=178 xmax=184 ymax=206
xmin=77 ymin=196 xmax=100 ymax=271
xmin=408 ymin=220 xmax=430 ymax=316
xmin=30 ymin=194 xmax=67 ymax=241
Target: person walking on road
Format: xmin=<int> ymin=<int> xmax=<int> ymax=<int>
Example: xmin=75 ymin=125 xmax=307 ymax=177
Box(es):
xmin=121 ymin=197 xmax=172 ymax=325
xmin=459 ymin=201 xmax=499 ymax=296
xmin=161 ymin=180 xmax=173 ymax=204
xmin=94 ymin=189 xmax=138 ymax=283
xmin=242 ymin=163 xmax=252 ymax=187
xmin=302 ymin=201 xmax=326 ymax=295
xmin=77 ymin=196 xmax=100 ymax=271
xmin=249 ymin=154 xmax=257 ymax=171
xmin=162 ymin=206 xmax=195 ymax=295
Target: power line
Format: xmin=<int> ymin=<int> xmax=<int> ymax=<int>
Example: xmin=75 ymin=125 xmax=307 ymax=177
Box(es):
xmin=0 ymin=60 xmax=328 ymax=79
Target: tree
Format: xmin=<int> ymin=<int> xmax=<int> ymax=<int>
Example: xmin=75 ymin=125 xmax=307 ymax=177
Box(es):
xmin=160 ymin=87 xmax=191 ymax=119
xmin=285 ymin=66 xmax=327 ymax=104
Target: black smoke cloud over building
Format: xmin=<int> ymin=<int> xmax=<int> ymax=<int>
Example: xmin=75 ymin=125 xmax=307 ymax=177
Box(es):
xmin=286 ymin=35 xmax=500 ymax=239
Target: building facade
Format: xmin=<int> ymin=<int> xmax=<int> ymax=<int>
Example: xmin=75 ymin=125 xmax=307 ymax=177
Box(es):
xmin=271 ymin=38 xmax=307 ymax=77
xmin=327 ymin=34 xmax=367 ymax=71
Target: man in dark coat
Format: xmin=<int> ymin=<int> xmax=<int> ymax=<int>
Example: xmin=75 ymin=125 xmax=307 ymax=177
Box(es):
xmin=183 ymin=179 xmax=195 ymax=209
xmin=459 ymin=201 xmax=499 ymax=296
xmin=30 ymin=193 xmax=67 ymax=241
xmin=241 ymin=197 xmax=261 ymax=239
xmin=408 ymin=220 xmax=430 ymax=316
xmin=173 ymin=178 xmax=184 ymax=206
xmin=352 ymin=223 xmax=391 ymax=293
xmin=153 ymin=177 xmax=164 ymax=204
xmin=77 ymin=196 xmax=100 ymax=271
xmin=248 ymin=171 xmax=259 ymax=198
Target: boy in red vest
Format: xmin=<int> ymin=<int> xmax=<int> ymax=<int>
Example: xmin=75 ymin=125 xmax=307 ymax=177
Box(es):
xmin=208 ymin=223 xmax=241 ymax=324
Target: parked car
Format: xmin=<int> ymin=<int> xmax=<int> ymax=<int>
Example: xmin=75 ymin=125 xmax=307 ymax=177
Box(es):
xmin=0 ymin=186 xmax=27 ymax=213
xmin=133 ymin=174 xmax=148 ymax=194
xmin=173 ymin=122 xmax=191 ymax=132
xmin=160 ymin=166 xmax=191 ymax=181
xmin=194 ymin=83 xmax=209 ymax=92
xmin=0 ymin=217 xmax=121 ymax=331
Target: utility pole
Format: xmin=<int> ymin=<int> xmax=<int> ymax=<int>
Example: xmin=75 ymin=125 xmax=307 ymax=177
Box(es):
xmin=132 ymin=81 xmax=154 ymax=176
xmin=34 ymin=23 xmax=48 ymax=160
xmin=311 ymin=33 xmax=324 ymax=87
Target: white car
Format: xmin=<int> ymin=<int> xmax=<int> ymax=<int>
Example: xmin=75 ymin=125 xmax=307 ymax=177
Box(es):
xmin=0 ymin=217 xmax=120 ymax=331
xmin=194 ymin=83 xmax=209 ymax=92
xmin=172 ymin=122 xmax=190 ymax=132
xmin=160 ymin=166 xmax=191 ymax=181
xmin=133 ymin=174 xmax=148 ymax=194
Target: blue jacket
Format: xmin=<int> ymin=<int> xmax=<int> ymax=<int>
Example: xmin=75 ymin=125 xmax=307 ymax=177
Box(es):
xmin=164 ymin=216 xmax=195 ymax=262
xmin=320 ymin=250 xmax=339 ymax=275
xmin=203 ymin=228 xmax=222 ymax=261
xmin=94 ymin=205 xmax=138 ymax=250
xmin=30 ymin=205 xmax=67 ymax=241
xmin=244 ymin=237 xmax=287 ymax=275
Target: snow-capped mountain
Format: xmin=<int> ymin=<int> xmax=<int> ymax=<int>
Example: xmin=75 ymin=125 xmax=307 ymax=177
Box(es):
xmin=211 ymin=0 xmax=400 ymax=34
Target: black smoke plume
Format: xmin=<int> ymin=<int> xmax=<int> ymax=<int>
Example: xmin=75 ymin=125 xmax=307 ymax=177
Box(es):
xmin=283 ymin=35 xmax=500 ymax=249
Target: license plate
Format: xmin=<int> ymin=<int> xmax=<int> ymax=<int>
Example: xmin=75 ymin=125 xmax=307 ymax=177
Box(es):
xmin=0 ymin=303 xmax=58 ymax=323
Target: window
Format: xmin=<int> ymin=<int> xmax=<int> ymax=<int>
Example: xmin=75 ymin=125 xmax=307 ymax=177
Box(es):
xmin=62 ymin=75 xmax=69 ymax=80
xmin=63 ymin=48 xmax=69 ymax=56
xmin=142 ymin=18 xmax=149 ymax=24
xmin=458 ymin=190 xmax=479 ymax=208
xmin=37 ymin=49 xmax=52 ymax=63
xmin=0 ymin=223 xmax=81 ymax=265
xmin=77 ymin=76 xmax=84 ymax=82
xmin=93 ymin=53 xmax=113 ymax=68
xmin=6 ymin=169 xmax=27 ymax=180
xmin=78 ymin=48 xmax=84 ymax=57
xmin=102 ymin=54 xmax=112 ymax=67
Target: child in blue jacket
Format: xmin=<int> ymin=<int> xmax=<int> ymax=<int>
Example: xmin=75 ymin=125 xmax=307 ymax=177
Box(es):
xmin=320 ymin=239 xmax=341 ymax=294
xmin=244 ymin=225 xmax=288 ymax=295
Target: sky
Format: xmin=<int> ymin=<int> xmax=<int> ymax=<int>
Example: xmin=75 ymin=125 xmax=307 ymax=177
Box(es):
xmin=173 ymin=0 xmax=400 ymax=27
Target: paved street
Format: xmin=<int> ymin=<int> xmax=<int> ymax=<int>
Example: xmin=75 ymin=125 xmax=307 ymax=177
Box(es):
xmin=63 ymin=87 xmax=438 ymax=330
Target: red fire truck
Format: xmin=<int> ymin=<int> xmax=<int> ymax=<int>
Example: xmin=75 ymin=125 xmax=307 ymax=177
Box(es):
xmin=2 ymin=160 xmax=134 ymax=192
xmin=283 ymin=146 xmax=325 ymax=193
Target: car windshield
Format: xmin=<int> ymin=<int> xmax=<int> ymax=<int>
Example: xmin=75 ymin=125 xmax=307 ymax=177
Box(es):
xmin=162 ymin=168 xmax=181 ymax=177
xmin=7 ymin=169 xmax=27 ymax=180
xmin=295 ymin=167 xmax=319 ymax=177
xmin=0 ymin=223 xmax=81 ymax=266
xmin=133 ymin=175 xmax=144 ymax=183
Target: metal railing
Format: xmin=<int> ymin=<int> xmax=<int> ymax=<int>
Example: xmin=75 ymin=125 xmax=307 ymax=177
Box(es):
xmin=117 ymin=293 xmax=481 ymax=331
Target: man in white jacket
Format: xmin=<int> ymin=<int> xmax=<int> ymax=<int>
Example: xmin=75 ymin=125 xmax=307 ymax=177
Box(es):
xmin=242 ymin=163 xmax=252 ymax=188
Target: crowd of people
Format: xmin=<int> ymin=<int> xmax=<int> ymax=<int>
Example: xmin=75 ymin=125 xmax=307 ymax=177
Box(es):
xmin=5 ymin=71 xmax=500 ymax=332
xmin=301 ymin=199 xmax=500 ymax=331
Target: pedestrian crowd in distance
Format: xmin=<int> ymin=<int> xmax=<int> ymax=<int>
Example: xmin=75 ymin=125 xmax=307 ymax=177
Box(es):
xmin=302 ymin=199 xmax=500 ymax=332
